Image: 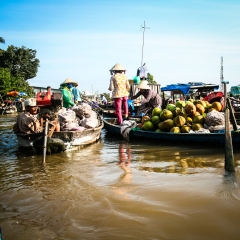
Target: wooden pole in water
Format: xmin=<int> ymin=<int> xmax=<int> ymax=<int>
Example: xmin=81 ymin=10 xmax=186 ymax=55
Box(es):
xmin=42 ymin=118 xmax=49 ymax=164
xmin=223 ymin=81 xmax=235 ymax=172
xmin=227 ymin=97 xmax=238 ymax=131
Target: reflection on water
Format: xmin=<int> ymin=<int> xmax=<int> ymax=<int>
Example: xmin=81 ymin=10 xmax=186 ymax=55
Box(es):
xmin=1 ymin=115 xmax=240 ymax=239
xmin=118 ymin=143 xmax=132 ymax=173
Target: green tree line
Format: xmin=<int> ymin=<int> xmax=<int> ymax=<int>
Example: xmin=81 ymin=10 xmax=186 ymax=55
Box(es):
xmin=0 ymin=37 xmax=40 ymax=97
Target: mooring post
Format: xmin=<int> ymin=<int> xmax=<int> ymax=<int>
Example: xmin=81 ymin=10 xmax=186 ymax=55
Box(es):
xmin=227 ymin=97 xmax=238 ymax=131
xmin=222 ymin=80 xmax=235 ymax=172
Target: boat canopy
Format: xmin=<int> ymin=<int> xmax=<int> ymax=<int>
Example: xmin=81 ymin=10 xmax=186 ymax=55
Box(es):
xmin=161 ymin=84 xmax=191 ymax=95
xmin=161 ymin=83 xmax=219 ymax=95
xmin=190 ymin=84 xmax=219 ymax=91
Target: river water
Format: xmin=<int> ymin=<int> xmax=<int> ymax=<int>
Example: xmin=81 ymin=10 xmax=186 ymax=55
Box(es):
xmin=0 ymin=114 xmax=240 ymax=240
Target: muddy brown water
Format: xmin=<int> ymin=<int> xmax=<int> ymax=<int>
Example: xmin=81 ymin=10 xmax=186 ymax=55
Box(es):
xmin=0 ymin=114 xmax=240 ymax=240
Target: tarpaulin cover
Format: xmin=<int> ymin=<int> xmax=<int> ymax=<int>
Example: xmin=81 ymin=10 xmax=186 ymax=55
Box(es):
xmin=18 ymin=92 xmax=28 ymax=96
xmin=161 ymin=84 xmax=191 ymax=95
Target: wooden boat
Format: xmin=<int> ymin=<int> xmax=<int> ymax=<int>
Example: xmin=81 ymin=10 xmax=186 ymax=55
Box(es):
xmin=16 ymin=117 xmax=104 ymax=153
xmin=103 ymin=117 xmax=240 ymax=146
xmin=0 ymin=98 xmax=18 ymax=114
xmin=0 ymin=105 xmax=17 ymax=114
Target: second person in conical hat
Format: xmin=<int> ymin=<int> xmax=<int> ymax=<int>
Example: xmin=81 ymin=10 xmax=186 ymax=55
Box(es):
xmin=60 ymin=78 xmax=75 ymax=108
xmin=108 ymin=63 xmax=130 ymax=125
xmin=130 ymin=80 xmax=162 ymax=116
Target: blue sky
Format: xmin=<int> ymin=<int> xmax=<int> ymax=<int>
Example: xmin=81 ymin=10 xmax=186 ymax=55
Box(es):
xmin=1 ymin=0 xmax=240 ymax=94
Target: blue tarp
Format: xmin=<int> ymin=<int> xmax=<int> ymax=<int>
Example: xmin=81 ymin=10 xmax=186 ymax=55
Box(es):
xmin=161 ymin=84 xmax=191 ymax=95
xmin=18 ymin=92 xmax=28 ymax=96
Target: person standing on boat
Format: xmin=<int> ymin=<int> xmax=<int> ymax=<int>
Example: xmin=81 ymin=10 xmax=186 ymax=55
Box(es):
xmin=108 ymin=63 xmax=130 ymax=125
xmin=131 ymin=80 xmax=161 ymax=116
xmin=100 ymin=94 xmax=108 ymax=105
xmin=72 ymin=82 xmax=82 ymax=105
xmin=61 ymin=82 xmax=75 ymax=109
xmin=13 ymin=98 xmax=43 ymax=134
xmin=46 ymin=86 xmax=52 ymax=95
xmin=137 ymin=63 xmax=148 ymax=80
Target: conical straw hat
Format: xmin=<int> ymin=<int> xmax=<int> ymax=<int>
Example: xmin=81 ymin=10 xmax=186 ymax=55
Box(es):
xmin=109 ymin=63 xmax=126 ymax=71
xmin=138 ymin=80 xmax=150 ymax=89
xmin=63 ymin=78 xmax=77 ymax=84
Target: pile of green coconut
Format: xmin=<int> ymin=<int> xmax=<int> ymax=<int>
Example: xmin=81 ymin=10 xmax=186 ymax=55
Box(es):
xmin=138 ymin=100 xmax=223 ymax=133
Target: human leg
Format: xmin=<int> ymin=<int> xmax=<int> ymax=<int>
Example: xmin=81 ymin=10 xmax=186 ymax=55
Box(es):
xmin=114 ymin=97 xmax=123 ymax=125
xmin=122 ymin=96 xmax=129 ymax=118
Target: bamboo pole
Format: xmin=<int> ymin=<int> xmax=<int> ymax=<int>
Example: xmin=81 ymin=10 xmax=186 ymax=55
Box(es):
xmin=42 ymin=118 xmax=49 ymax=164
xmin=223 ymin=81 xmax=235 ymax=172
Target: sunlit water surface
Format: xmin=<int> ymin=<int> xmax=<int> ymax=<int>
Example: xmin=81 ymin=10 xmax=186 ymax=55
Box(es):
xmin=0 ymin=115 xmax=240 ymax=240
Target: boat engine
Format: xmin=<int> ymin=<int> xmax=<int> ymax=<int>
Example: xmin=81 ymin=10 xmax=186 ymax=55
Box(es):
xmin=36 ymin=91 xmax=63 ymax=120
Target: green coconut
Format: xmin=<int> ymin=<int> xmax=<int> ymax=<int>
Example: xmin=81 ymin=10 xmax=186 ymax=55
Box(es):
xmin=205 ymin=102 xmax=212 ymax=109
xmin=162 ymin=119 xmax=175 ymax=131
xmin=151 ymin=115 xmax=160 ymax=125
xmin=158 ymin=119 xmax=174 ymax=131
xmin=160 ymin=109 xmax=173 ymax=121
xmin=185 ymin=100 xmax=193 ymax=105
xmin=200 ymin=100 xmax=207 ymax=108
xmin=166 ymin=104 xmax=176 ymax=112
xmin=142 ymin=120 xmax=154 ymax=131
xmin=195 ymin=104 xmax=205 ymax=115
xmin=174 ymin=115 xmax=186 ymax=127
xmin=152 ymin=107 xmax=162 ymax=116
xmin=158 ymin=122 xmax=165 ymax=131
xmin=193 ymin=115 xmax=205 ymax=125
xmin=185 ymin=102 xmax=196 ymax=115
xmin=176 ymin=100 xmax=186 ymax=108
xmin=181 ymin=125 xmax=191 ymax=133
xmin=177 ymin=108 xmax=187 ymax=118
xmin=186 ymin=116 xmax=193 ymax=125
xmin=170 ymin=126 xmax=181 ymax=133
xmin=192 ymin=111 xmax=201 ymax=118
xmin=212 ymin=102 xmax=222 ymax=112
xmin=194 ymin=100 xmax=206 ymax=108
xmin=172 ymin=107 xmax=181 ymax=117
xmin=192 ymin=123 xmax=203 ymax=131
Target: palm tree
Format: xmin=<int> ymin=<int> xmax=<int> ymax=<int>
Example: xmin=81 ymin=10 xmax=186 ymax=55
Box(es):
xmin=0 ymin=37 xmax=5 ymax=44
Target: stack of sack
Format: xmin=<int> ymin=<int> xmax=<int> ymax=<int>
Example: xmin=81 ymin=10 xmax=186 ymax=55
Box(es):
xmin=204 ymin=110 xmax=232 ymax=132
xmin=72 ymin=103 xmax=99 ymax=128
xmin=58 ymin=108 xmax=80 ymax=131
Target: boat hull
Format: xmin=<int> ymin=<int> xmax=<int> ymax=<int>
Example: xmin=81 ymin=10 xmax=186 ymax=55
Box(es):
xmin=103 ymin=118 xmax=240 ymax=146
xmin=16 ymin=119 xmax=104 ymax=152
xmin=0 ymin=106 xmax=17 ymax=114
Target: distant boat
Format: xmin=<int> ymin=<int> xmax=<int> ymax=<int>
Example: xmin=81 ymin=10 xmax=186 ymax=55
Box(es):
xmin=0 ymin=99 xmax=17 ymax=114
